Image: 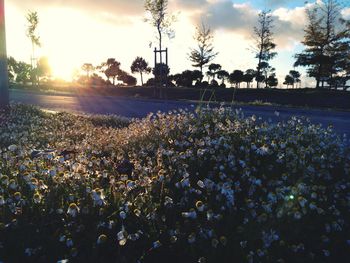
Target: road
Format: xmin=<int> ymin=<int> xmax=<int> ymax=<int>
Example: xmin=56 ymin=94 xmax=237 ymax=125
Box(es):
xmin=9 ymin=89 xmax=350 ymax=136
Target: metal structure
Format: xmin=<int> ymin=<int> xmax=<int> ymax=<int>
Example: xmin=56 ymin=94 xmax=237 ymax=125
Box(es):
xmin=0 ymin=0 xmax=9 ymax=108
xmin=153 ymin=47 xmax=168 ymax=98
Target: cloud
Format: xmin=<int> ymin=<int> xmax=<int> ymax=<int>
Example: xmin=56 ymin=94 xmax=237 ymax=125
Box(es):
xmin=9 ymin=0 xmax=145 ymax=19
xmin=342 ymin=7 xmax=350 ymax=19
xmin=188 ymin=1 xmax=307 ymax=49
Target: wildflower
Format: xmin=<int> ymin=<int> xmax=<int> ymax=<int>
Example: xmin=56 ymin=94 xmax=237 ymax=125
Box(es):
xmin=195 ymin=201 xmax=205 ymax=212
xmin=67 ymin=203 xmax=79 ymax=217
xmin=91 ymin=188 xmax=105 ymax=206
xmin=97 ymin=234 xmax=107 ymax=245
xmin=119 ymin=211 xmax=127 ymax=219
xmin=182 ymin=209 xmax=197 ymax=219
xmin=66 ymin=238 xmax=74 ymax=247
xmin=188 ymin=233 xmax=196 ymax=244
xmin=134 ymin=209 xmax=141 ymax=217
xmin=33 ymin=192 xmax=42 ymax=204
xmin=211 ymin=238 xmax=219 ymax=248
xmin=117 ymin=230 xmax=127 ymax=246
xmin=128 ymin=233 xmax=140 ymax=241
xmin=256 ymin=145 xmax=269 ymax=156
xmin=170 ymin=236 xmax=177 ymax=243
xmin=8 ymin=179 xmax=17 ymax=190
xmin=152 ymin=240 xmax=162 ymax=249
xmin=14 ymin=192 xmax=22 ymax=201
xmin=8 ymin=145 xmax=17 ymax=152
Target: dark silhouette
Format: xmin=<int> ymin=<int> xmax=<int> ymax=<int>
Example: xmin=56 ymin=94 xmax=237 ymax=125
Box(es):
xmin=229 ymin=70 xmax=244 ymax=88
xmin=131 ymin=57 xmax=151 ymax=86
xmin=207 ymin=63 xmax=221 ymax=82
xmin=295 ymin=0 xmax=350 ymax=89
xmin=189 ymin=22 xmax=218 ymax=77
xmin=253 ymin=10 xmax=277 ymax=89
xmin=243 ymin=69 xmax=256 ymax=88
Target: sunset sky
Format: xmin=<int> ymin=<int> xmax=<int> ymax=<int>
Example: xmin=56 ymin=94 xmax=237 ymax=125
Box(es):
xmin=5 ymin=0 xmax=350 ymax=87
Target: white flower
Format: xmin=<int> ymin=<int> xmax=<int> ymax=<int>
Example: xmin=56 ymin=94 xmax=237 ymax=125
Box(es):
xmin=8 ymin=145 xmax=17 ymax=152
xmin=66 ymin=238 xmax=73 ymax=247
xmin=67 ymin=203 xmax=79 ymax=217
xmin=119 ymin=211 xmax=127 ymax=219
xmin=256 ymin=145 xmax=269 ymax=156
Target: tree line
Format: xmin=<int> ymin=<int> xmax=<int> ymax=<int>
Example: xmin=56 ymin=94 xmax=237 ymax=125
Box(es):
xmin=8 ymin=0 xmax=350 ymax=90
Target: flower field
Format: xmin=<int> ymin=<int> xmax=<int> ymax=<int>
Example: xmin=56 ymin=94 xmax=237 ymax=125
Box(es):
xmin=0 ymin=104 xmax=349 ymax=263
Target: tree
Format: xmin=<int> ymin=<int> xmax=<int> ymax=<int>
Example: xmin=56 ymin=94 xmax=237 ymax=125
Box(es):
xmin=26 ymin=11 xmax=41 ymax=71
xmin=131 ymin=57 xmax=151 ymax=86
xmin=118 ymin=70 xmax=137 ymax=86
xmin=243 ymin=69 xmax=256 ymax=88
xmin=229 ymin=70 xmax=244 ymax=88
xmin=266 ymin=73 xmax=278 ymax=88
xmin=253 ymin=10 xmax=277 ymax=88
xmin=105 ymin=59 xmax=121 ymax=85
xmin=145 ymin=0 xmax=175 ymax=62
xmin=0 ymin=0 xmax=9 ymax=108
xmin=289 ymin=70 xmax=301 ymax=88
xmin=216 ymin=70 xmax=229 ymax=85
xmin=207 ymin=63 xmax=221 ymax=82
xmin=172 ymin=70 xmax=203 ymax=87
xmin=81 ymin=63 xmax=94 ymax=79
xmin=189 ymin=23 xmax=218 ymax=77
xmin=14 ymin=61 xmax=32 ymax=84
xmin=295 ymin=0 xmax=350 ymax=89
xmin=153 ymin=63 xmax=170 ymax=81
xmin=283 ymin=74 xmax=295 ymax=88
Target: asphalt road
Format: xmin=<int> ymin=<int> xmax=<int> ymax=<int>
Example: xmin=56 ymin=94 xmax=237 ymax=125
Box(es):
xmin=9 ymin=89 xmax=350 ymax=136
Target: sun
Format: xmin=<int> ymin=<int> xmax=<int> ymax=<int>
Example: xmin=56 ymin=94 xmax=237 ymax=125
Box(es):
xmin=49 ymin=57 xmax=76 ymax=81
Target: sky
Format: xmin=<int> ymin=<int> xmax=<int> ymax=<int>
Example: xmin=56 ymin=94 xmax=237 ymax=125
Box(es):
xmin=5 ymin=0 xmax=350 ymax=87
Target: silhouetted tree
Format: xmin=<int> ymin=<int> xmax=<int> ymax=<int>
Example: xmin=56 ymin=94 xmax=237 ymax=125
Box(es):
xmin=253 ymin=10 xmax=277 ymax=88
xmin=207 ymin=63 xmax=221 ymax=82
xmin=105 ymin=59 xmax=121 ymax=85
xmin=131 ymin=57 xmax=151 ymax=86
xmin=81 ymin=63 xmax=94 ymax=78
xmin=266 ymin=73 xmax=278 ymax=88
xmin=0 ymin=0 xmax=8 ymax=108
xmin=145 ymin=0 xmax=175 ymax=62
xmin=229 ymin=70 xmax=244 ymax=88
xmin=189 ymin=23 xmax=218 ymax=77
xmin=172 ymin=70 xmax=203 ymax=87
xmin=26 ymin=11 xmax=41 ymax=72
xmin=289 ymin=70 xmax=301 ymax=88
xmin=243 ymin=69 xmax=256 ymax=88
xmin=283 ymin=74 xmax=294 ymax=88
xmin=295 ymin=0 xmax=350 ymax=89
xmin=216 ymin=70 xmax=229 ymax=85
xmin=153 ymin=63 xmax=170 ymax=82
xmin=118 ymin=70 xmax=137 ymax=86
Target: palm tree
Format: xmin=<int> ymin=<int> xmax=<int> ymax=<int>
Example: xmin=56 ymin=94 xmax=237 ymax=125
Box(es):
xmin=0 ymin=0 xmax=9 ymax=108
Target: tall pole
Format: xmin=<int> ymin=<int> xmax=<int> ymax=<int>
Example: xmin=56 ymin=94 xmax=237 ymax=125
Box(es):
xmin=0 ymin=0 xmax=9 ymax=108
